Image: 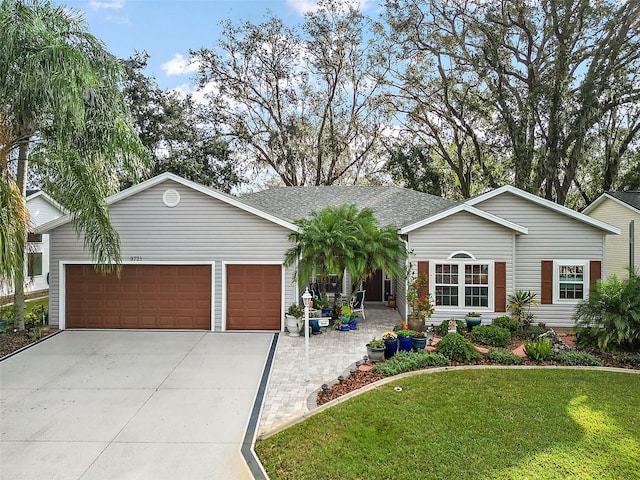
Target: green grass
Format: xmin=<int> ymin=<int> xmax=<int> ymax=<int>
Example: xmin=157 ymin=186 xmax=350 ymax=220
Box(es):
xmin=1 ymin=297 xmax=48 ymax=323
xmin=256 ymin=370 xmax=640 ymax=479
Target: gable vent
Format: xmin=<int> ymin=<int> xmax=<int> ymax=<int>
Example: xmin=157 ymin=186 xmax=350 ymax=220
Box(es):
xmin=162 ymin=189 xmax=180 ymax=208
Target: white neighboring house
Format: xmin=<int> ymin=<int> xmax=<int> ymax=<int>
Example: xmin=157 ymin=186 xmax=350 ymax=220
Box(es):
xmin=1 ymin=191 xmax=64 ymax=297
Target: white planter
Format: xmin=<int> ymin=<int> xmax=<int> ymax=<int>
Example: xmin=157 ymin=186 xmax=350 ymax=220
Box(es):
xmin=285 ymin=315 xmax=302 ymax=337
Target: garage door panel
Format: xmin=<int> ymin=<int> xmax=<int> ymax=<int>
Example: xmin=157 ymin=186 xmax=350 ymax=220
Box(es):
xmin=66 ymin=265 xmax=211 ymax=329
xmin=226 ymin=264 xmax=281 ymax=330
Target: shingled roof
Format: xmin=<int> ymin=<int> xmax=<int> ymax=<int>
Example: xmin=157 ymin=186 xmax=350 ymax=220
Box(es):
xmin=607 ymin=191 xmax=640 ymax=211
xmin=240 ymin=185 xmax=455 ymax=228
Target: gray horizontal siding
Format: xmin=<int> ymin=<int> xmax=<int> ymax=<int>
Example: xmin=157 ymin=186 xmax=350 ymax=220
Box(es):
xmin=476 ymin=192 xmax=604 ymax=327
xmin=48 ymin=180 xmax=296 ymax=330
xmin=407 ymin=211 xmax=515 ymax=325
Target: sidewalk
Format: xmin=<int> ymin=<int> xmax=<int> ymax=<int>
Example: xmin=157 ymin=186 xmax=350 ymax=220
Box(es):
xmin=257 ymin=304 xmax=402 ymax=437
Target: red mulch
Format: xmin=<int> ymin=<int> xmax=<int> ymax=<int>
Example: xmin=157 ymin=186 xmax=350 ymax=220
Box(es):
xmin=315 ymin=334 xmax=635 ymax=407
xmin=317 ymin=369 xmax=384 ymax=405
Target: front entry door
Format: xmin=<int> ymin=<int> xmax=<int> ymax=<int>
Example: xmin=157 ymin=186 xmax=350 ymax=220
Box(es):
xmin=363 ymin=269 xmax=383 ymax=302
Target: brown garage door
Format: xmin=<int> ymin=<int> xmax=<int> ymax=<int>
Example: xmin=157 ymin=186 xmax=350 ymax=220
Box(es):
xmin=226 ymin=264 xmax=281 ymax=330
xmin=66 ymin=265 xmax=211 ymax=329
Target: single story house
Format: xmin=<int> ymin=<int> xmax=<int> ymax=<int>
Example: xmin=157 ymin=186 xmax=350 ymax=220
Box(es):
xmin=40 ymin=173 xmax=619 ymax=331
xmin=583 ymin=191 xmax=639 ymax=279
xmin=1 ymin=190 xmax=63 ymax=298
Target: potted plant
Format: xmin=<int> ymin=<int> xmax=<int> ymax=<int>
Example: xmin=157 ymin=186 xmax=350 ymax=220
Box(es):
xmin=366 ymin=338 xmax=385 ymax=363
xmin=285 ymin=303 xmax=304 ymax=337
xmin=396 ymin=328 xmax=415 ymax=352
xmin=411 ymin=330 xmax=427 ymax=351
xmin=406 ymin=270 xmax=434 ymax=332
xmin=465 ymin=312 xmax=482 ymax=330
xmin=382 ymin=331 xmax=398 ymax=359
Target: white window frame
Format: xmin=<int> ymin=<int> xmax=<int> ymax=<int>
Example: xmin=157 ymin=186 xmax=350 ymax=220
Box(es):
xmin=553 ymin=260 xmax=589 ymax=303
xmin=430 ymin=260 xmax=494 ymax=312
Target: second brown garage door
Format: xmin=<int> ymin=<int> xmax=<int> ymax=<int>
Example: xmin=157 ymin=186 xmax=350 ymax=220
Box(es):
xmin=66 ymin=264 xmax=211 ymax=329
xmin=226 ymin=264 xmax=281 ymax=330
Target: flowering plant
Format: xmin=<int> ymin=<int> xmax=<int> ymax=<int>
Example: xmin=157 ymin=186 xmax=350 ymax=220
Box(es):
xmin=368 ymin=338 xmax=385 ymax=348
xmin=382 ymin=331 xmax=397 ymax=341
xmin=407 ymin=272 xmax=434 ymax=318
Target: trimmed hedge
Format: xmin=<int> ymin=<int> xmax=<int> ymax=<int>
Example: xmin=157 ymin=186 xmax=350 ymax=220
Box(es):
xmin=492 ymin=315 xmax=519 ymax=332
xmin=373 ymin=351 xmax=450 ymax=376
xmin=435 ymin=333 xmax=482 ymax=363
xmin=555 ymin=351 xmax=603 ymax=367
xmin=487 ymin=348 xmax=522 ymax=365
xmin=471 ymin=325 xmax=511 ymax=347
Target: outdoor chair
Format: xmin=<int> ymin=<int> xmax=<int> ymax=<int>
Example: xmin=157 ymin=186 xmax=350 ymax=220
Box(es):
xmin=351 ymin=290 xmax=366 ymax=320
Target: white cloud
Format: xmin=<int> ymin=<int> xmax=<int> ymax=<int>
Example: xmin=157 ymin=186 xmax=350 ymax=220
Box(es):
xmin=88 ymin=0 xmax=125 ymax=10
xmin=287 ymin=0 xmax=372 ymax=15
xmin=161 ymin=53 xmax=201 ymax=77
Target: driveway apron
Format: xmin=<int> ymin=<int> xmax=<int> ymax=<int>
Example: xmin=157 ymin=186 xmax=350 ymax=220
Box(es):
xmin=0 ymin=330 xmax=274 ymax=480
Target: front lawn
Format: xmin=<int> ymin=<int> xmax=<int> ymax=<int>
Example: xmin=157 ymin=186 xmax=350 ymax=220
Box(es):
xmin=256 ymin=369 xmax=640 ymax=479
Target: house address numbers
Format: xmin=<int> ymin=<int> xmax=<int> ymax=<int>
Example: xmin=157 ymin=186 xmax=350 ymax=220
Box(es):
xmin=129 ymin=256 xmax=143 ymax=261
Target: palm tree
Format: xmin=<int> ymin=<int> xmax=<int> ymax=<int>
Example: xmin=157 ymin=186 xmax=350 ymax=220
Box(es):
xmin=0 ymin=0 xmax=146 ymax=329
xmin=284 ymin=204 xmax=406 ymax=308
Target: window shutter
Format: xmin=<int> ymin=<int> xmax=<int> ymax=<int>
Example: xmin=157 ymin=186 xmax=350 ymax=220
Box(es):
xmin=589 ymin=260 xmax=602 ymax=289
xmin=417 ymin=261 xmax=429 ymax=297
xmin=494 ymin=262 xmax=506 ymax=312
xmin=541 ymin=260 xmax=553 ymax=304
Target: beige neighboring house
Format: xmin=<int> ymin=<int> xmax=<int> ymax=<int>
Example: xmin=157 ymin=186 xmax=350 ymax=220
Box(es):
xmin=583 ymin=191 xmax=640 ymax=279
xmin=1 ymin=190 xmax=64 ymax=297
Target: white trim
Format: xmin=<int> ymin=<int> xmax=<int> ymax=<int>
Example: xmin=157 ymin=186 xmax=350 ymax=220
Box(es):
xmin=553 ymin=259 xmax=590 ymax=304
xmin=26 ymin=190 xmax=65 ymax=215
xmin=38 ymin=173 xmax=300 ymax=234
xmin=399 ymin=204 xmax=528 ymax=235
xmin=466 ymin=185 xmax=620 ymax=234
xmin=447 ymin=251 xmax=476 ymax=260
xmin=430 ymin=259 xmax=495 ymax=312
xmin=583 ymin=192 xmax=640 ymax=216
xmin=58 ymin=260 xmax=215 ymax=331
xmin=221 ymin=261 xmax=286 ymax=332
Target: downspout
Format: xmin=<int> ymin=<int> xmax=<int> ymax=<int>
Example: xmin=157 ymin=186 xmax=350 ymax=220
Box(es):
xmin=630 ymin=220 xmax=635 ymax=274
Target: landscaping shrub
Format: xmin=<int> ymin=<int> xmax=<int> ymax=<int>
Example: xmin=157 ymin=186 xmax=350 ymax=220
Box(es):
xmin=576 ymin=327 xmax=600 ymax=349
xmin=471 ymin=325 xmax=511 ymax=347
xmin=521 ymin=324 xmax=546 ymax=339
xmin=492 ymin=315 xmax=519 ymax=332
xmin=436 ymin=319 xmax=465 ymax=336
xmin=373 ymin=351 xmax=449 ymax=376
xmin=574 ymin=273 xmax=640 ymax=350
xmin=613 ymin=352 xmax=640 ymax=368
xmin=435 ymin=333 xmax=482 ymax=362
xmin=487 ymin=348 xmax=522 ymax=365
xmin=555 ymin=351 xmax=603 ymax=366
xmin=523 ymin=338 xmax=553 ymax=361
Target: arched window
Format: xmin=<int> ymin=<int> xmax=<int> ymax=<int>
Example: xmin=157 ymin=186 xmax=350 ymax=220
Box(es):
xmin=448 ymin=251 xmax=475 ymax=260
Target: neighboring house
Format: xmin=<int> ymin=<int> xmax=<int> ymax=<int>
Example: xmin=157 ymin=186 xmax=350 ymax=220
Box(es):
xmin=40 ymin=173 xmax=618 ymax=331
xmin=1 ymin=190 xmax=63 ymax=298
xmin=583 ymin=191 xmax=640 ymax=279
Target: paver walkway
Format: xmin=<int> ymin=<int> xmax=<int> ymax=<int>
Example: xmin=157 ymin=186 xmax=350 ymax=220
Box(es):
xmin=257 ymin=304 xmax=402 ymax=437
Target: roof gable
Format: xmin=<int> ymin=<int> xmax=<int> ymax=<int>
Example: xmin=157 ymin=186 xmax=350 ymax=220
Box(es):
xmin=583 ymin=191 xmax=640 ymax=216
xmin=399 ymin=204 xmax=528 ymax=234
xmin=466 ymin=186 xmax=620 ymax=234
xmin=39 ymin=173 xmax=299 ymax=233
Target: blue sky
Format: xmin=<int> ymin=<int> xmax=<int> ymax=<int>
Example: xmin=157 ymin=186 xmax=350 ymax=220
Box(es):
xmin=62 ymin=0 xmax=377 ymax=91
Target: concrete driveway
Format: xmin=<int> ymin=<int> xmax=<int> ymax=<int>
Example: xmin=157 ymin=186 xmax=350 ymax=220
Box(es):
xmin=0 ymin=330 xmax=274 ymax=480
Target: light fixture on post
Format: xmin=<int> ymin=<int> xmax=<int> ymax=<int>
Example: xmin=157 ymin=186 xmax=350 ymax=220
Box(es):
xmin=302 ymin=286 xmax=312 ymax=382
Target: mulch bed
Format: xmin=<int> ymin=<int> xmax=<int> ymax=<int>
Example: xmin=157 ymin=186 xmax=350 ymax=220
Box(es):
xmin=316 ymin=342 xmax=637 ymax=407
xmin=0 ymin=332 xmax=36 ymax=358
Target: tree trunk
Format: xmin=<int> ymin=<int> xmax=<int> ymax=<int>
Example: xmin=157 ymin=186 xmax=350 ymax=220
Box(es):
xmin=13 ymin=139 xmax=29 ymax=331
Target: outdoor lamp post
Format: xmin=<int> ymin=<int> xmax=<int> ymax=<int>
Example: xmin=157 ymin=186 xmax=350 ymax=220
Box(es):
xmin=302 ymin=287 xmax=312 ymax=382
